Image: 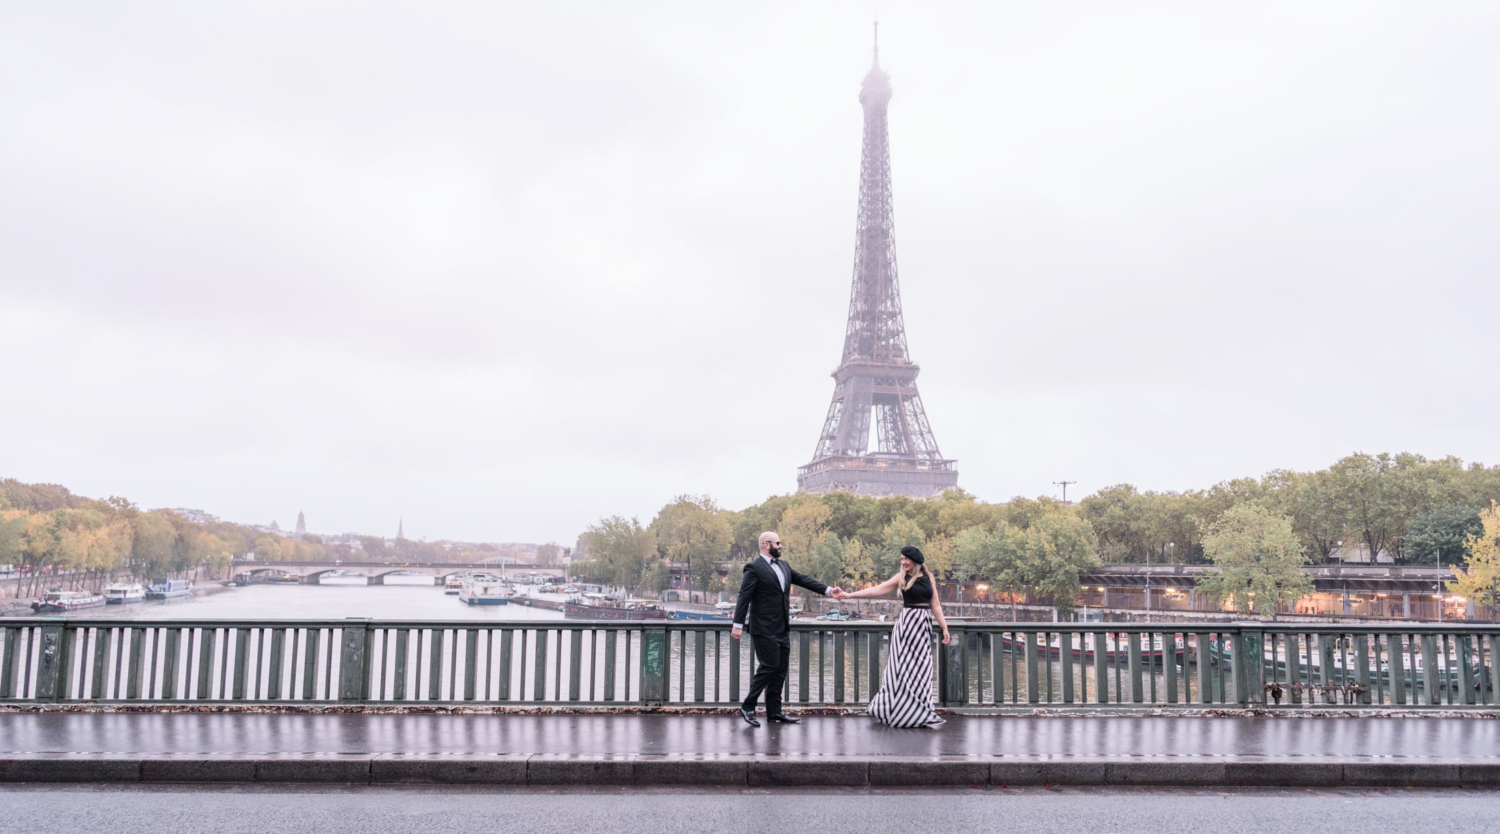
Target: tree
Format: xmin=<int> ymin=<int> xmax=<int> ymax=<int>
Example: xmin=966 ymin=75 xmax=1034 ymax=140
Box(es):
xmin=1324 ymin=452 xmax=1404 ymax=563
xmin=1448 ymin=502 xmax=1500 ymax=607
xmin=0 ymin=513 xmax=24 ymax=567
xmin=1017 ymin=513 xmax=1100 ymax=615
xmin=640 ymin=559 xmax=670 ymax=595
xmin=131 ymin=512 xmax=178 ymax=577
xmin=359 ymin=536 xmax=388 ymax=560
xmin=650 ymin=495 xmax=732 ymax=595
xmin=809 ymin=534 xmax=848 ymax=587
xmin=571 ymin=515 xmax=657 ymax=590
xmin=839 ymin=537 xmax=875 ymax=588
xmin=779 ymin=498 xmax=831 ymax=564
xmin=1404 ymin=504 xmax=1483 ymax=566
xmin=1198 ymin=504 xmax=1312 ymax=618
xmin=922 ymin=533 xmax=956 ymax=580
xmin=536 ymin=543 xmax=561 ymax=567
xmin=874 ymin=515 xmax=925 ymax=578
xmin=252 ymin=535 xmax=284 ymax=562
xmin=958 ymin=523 xmax=1026 ymax=619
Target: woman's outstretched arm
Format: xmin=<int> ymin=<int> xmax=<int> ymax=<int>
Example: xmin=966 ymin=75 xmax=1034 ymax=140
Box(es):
xmin=842 ymin=573 xmax=901 ymax=600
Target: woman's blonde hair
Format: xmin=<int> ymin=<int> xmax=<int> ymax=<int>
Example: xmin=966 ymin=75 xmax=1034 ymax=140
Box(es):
xmin=897 ymin=560 xmax=927 ymax=593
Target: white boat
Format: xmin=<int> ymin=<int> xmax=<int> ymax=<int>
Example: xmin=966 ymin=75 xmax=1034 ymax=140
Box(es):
xmin=34 ymin=589 xmax=106 ymax=612
xmin=459 ymin=581 xmax=511 ymax=605
xmin=104 ymin=583 xmax=145 ymax=604
xmin=146 ymin=579 xmax=192 ymax=600
xmin=443 ymin=576 xmax=465 ymax=594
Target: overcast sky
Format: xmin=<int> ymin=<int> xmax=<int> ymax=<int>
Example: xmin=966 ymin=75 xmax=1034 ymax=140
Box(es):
xmin=3 ymin=2 xmax=1498 ymax=544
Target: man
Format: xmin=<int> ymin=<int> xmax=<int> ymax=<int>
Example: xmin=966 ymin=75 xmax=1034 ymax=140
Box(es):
xmin=731 ymin=530 xmax=845 ymax=726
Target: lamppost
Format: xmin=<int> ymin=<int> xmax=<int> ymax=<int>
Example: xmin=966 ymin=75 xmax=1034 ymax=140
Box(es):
xmin=1436 ymin=546 xmax=1442 ymax=624
xmin=1336 ymin=540 xmax=1348 ymax=616
xmin=1163 ymin=543 xmax=1174 ymax=612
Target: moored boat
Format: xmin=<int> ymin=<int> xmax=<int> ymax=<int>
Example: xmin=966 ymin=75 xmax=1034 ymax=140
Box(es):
xmin=669 ymin=609 xmax=731 ymax=621
xmin=443 ymin=576 xmax=465 ymax=594
xmin=564 ymin=594 xmax=667 ymax=620
xmin=104 ymin=583 xmax=145 ymax=604
xmin=459 ymin=581 xmax=511 ymax=605
xmin=33 ymin=589 xmax=106 ymax=612
xmin=145 ymin=579 xmax=192 ymax=600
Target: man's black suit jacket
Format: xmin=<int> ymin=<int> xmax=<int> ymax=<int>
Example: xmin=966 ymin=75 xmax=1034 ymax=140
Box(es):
xmin=733 ymin=557 xmax=829 ymax=638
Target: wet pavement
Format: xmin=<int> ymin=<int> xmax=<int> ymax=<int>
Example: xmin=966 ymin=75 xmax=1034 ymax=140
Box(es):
xmin=2 ymin=713 xmax=1496 ymax=759
xmin=3 ymin=785 xmax=1497 ymax=834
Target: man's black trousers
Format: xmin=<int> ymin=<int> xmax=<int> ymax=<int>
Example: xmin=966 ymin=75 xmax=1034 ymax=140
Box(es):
xmin=742 ymin=633 xmax=790 ymax=715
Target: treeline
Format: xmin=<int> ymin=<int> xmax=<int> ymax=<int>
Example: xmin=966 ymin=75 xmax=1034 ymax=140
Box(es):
xmin=0 ymin=479 xmax=511 ymax=597
xmin=1 ymin=480 xmax=233 ymax=595
xmin=569 ymin=452 xmax=1500 ymax=614
xmin=570 ymin=490 xmax=1100 ymax=610
xmin=1079 ymin=453 xmax=1500 ymax=566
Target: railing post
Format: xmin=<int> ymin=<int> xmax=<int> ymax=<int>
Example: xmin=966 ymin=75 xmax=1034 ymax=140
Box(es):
xmin=1092 ymin=632 xmax=1108 ymax=704
xmin=1489 ymin=635 xmax=1500 ymax=706
xmin=940 ymin=627 xmax=966 ymax=706
xmin=33 ymin=623 xmax=68 ymax=702
xmin=1355 ymin=632 xmax=1372 ymax=705
xmin=339 ymin=619 xmax=370 ymax=704
xmin=1025 ymin=632 xmax=1039 ymax=704
xmin=1239 ymin=627 xmax=1263 ymax=706
xmin=640 ymin=626 xmax=666 ymax=705
xmin=1127 ymin=631 xmax=1143 ymax=703
xmin=1421 ymin=634 xmax=1439 ymax=706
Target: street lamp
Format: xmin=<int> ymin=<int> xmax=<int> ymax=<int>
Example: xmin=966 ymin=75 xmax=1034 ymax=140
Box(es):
xmin=1436 ymin=546 xmax=1442 ymax=624
xmin=1336 ymin=540 xmax=1348 ymax=616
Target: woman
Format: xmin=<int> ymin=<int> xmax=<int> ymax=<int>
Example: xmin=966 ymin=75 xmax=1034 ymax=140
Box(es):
xmin=842 ymin=545 xmax=950 ymax=728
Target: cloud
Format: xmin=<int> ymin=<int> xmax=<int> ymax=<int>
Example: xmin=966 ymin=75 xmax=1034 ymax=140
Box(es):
xmin=4 ymin=1 xmax=1499 ymax=541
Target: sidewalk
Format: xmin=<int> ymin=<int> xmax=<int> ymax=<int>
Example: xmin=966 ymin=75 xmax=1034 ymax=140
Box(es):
xmin=2 ymin=713 xmax=1498 ymax=787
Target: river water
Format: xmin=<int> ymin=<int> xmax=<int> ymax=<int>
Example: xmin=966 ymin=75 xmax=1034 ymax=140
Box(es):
xmin=43 ymin=580 xmax=565 ymax=623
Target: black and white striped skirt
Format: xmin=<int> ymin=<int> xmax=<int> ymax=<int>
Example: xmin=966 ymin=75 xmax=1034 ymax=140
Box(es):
xmin=867 ymin=606 xmax=942 ymax=728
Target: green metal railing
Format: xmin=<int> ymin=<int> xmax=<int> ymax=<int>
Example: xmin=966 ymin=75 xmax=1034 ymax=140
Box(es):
xmin=1 ymin=618 xmax=1497 ymax=709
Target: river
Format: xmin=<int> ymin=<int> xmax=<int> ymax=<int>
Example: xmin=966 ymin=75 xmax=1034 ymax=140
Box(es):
xmin=40 ymin=580 xmax=565 ymax=622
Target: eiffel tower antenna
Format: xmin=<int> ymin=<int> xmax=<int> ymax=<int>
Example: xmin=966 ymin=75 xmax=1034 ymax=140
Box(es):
xmin=872 ymin=18 xmax=879 ymax=66
xmin=797 ymin=37 xmax=959 ymax=498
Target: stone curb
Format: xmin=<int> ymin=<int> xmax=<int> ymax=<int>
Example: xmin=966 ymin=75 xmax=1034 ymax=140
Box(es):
xmin=2 ymin=754 xmax=1498 ymax=787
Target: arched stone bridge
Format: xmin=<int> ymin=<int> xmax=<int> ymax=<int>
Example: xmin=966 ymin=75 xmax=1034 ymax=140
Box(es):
xmin=228 ymin=560 xmax=566 ymax=585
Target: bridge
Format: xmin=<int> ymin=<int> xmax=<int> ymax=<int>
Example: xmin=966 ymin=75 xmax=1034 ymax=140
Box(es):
xmin=228 ymin=560 xmax=566 ymax=585
xmin=2 ymin=615 xmax=1497 ymax=794
xmin=4 ymin=616 xmax=1495 ymax=710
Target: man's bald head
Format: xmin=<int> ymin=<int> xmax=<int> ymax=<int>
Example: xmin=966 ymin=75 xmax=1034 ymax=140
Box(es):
xmin=759 ymin=531 xmax=782 ymax=555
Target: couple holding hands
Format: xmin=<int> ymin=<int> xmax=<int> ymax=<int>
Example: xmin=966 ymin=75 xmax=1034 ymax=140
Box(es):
xmin=730 ymin=531 xmax=949 ymax=729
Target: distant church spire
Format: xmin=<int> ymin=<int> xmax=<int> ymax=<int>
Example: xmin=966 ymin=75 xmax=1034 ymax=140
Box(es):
xmin=295 ymin=511 xmax=306 ymax=536
xmin=398 ymin=517 xmax=404 ymax=539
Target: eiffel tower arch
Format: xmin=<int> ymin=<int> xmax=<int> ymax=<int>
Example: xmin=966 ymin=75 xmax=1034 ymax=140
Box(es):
xmin=797 ymin=41 xmax=959 ymax=498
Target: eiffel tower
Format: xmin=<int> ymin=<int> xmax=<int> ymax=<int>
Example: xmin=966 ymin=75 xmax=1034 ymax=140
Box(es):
xmin=797 ymin=37 xmax=959 ymax=498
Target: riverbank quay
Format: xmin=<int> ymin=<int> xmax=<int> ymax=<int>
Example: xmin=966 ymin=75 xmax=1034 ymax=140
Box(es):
xmin=2 ymin=713 xmax=1498 ymax=787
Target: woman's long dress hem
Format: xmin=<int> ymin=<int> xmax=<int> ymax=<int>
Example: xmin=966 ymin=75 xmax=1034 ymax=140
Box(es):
xmin=866 ymin=606 xmax=942 ymax=728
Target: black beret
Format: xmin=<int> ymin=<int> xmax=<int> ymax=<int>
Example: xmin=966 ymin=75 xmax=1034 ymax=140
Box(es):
xmin=900 ymin=545 xmax=925 ymax=564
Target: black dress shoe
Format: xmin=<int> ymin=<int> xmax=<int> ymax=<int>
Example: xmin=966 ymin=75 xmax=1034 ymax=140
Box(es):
xmin=768 ymin=713 xmax=800 ymax=724
xmin=738 ymin=707 xmax=761 ymax=727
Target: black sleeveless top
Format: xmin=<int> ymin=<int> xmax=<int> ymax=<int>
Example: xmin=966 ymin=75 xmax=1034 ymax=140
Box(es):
xmin=901 ymin=574 xmax=933 ymax=608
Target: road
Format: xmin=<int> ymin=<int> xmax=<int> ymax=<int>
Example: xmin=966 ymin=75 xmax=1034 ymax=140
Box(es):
xmin=3 ymin=713 xmax=1497 ymax=759
xmin=1 ymin=784 xmax=1494 ymax=834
